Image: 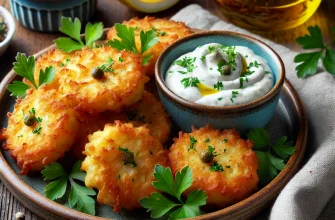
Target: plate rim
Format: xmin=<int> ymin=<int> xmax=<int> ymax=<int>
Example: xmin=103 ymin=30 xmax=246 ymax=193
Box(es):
xmin=0 ymin=29 xmax=308 ymax=220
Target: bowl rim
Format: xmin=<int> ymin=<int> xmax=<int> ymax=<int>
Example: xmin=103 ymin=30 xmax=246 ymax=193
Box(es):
xmin=0 ymin=6 xmax=16 ymax=48
xmin=155 ymin=30 xmax=285 ymax=114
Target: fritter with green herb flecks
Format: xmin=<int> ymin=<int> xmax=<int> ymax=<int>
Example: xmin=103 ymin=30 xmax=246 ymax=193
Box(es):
xmin=107 ymin=16 xmax=192 ymax=76
xmin=81 ymin=121 xmax=168 ymax=212
xmin=29 ymin=46 xmax=148 ymax=114
xmin=0 ymin=86 xmax=79 ymax=174
xmin=71 ymin=91 xmax=171 ymax=159
xmin=168 ymin=125 xmax=259 ymax=208
xmin=121 ymin=91 xmax=171 ymax=144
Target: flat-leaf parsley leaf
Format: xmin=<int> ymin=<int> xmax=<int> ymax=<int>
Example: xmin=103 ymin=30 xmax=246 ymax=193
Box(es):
xmin=294 ymin=25 xmax=335 ymax=77
xmin=108 ymin=24 xmax=158 ymax=65
xmin=139 ymin=165 xmax=207 ymax=220
xmin=55 ymin=17 xmax=103 ymax=53
xmin=7 ymin=53 xmax=55 ymax=98
xmin=248 ymin=128 xmax=295 ymax=185
xmin=42 ymin=161 xmax=96 ymax=215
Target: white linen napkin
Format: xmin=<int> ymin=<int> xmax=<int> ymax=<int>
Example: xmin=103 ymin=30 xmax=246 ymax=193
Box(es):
xmin=171 ymin=4 xmax=335 ymax=220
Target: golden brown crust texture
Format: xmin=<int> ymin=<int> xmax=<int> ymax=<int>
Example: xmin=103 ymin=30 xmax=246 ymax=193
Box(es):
xmin=81 ymin=122 xmax=168 ymax=212
xmin=1 ymin=87 xmax=79 ymax=174
xmin=71 ymin=91 xmax=171 ymax=159
xmin=168 ymin=125 xmax=259 ymax=208
xmin=30 ymin=46 xmax=149 ymax=114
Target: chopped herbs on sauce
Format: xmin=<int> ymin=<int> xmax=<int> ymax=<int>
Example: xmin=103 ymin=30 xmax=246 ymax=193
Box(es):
xmin=0 ymin=16 xmax=8 ymax=42
xmin=181 ymin=77 xmax=200 ymax=88
xmin=174 ymin=56 xmax=197 ymax=73
xmin=207 ymin=46 xmax=216 ymax=53
xmin=178 ymin=70 xmax=188 ymax=74
xmin=205 ymin=138 xmax=210 ymax=143
xmin=214 ymin=81 xmax=224 ymax=91
xmin=230 ymin=91 xmax=239 ymax=103
xmin=220 ymin=46 xmax=237 ymax=71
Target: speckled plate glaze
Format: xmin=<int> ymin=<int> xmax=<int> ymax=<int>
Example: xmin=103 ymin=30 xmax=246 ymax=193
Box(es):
xmin=0 ymin=29 xmax=307 ymax=220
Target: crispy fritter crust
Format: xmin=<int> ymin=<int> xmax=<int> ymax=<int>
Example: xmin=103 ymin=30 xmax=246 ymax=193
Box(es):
xmin=70 ymin=111 xmax=123 ymax=159
xmin=71 ymin=91 xmax=171 ymax=159
xmin=81 ymin=122 xmax=168 ymax=212
xmin=168 ymin=126 xmax=259 ymax=208
xmin=30 ymin=46 xmax=149 ymax=114
xmin=122 ymin=91 xmax=171 ymax=144
xmin=0 ymin=87 xmax=79 ymax=174
xmin=107 ymin=16 xmax=192 ymax=76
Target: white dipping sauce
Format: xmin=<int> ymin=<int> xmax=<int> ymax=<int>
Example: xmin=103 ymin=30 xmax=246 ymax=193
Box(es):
xmin=165 ymin=43 xmax=274 ymax=107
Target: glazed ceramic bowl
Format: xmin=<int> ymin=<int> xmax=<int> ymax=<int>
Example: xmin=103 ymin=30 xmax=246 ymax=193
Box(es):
xmin=155 ymin=31 xmax=285 ymax=133
xmin=0 ymin=6 xmax=15 ymax=57
xmin=9 ymin=0 xmax=96 ymax=32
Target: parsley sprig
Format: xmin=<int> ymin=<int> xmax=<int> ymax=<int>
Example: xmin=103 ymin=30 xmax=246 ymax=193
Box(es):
xmin=248 ymin=128 xmax=295 ymax=185
xmin=140 ymin=165 xmax=207 ymax=220
xmin=7 ymin=53 xmax=55 ymax=98
xmin=41 ymin=161 xmax=96 ymax=215
xmin=55 ymin=17 xmax=103 ymax=53
xmin=108 ymin=24 xmax=158 ymax=65
xmin=294 ymin=25 xmax=335 ymax=78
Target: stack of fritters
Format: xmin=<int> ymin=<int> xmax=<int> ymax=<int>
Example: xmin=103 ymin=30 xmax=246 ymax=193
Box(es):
xmin=1 ymin=17 xmax=259 ymax=212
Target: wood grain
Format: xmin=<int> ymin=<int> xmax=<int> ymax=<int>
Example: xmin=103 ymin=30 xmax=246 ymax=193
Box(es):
xmin=0 ymin=0 xmax=333 ymax=219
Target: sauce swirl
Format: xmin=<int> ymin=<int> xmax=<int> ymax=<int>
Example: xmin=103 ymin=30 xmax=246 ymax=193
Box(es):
xmin=165 ymin=43 xmax=274 ymax=107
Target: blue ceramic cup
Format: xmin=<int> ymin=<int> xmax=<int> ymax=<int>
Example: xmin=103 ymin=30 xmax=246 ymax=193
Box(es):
xmin=155 ymin=31 xmax=285 ymax=133
xmin=9 ymin=0 xmax=96 ymax=32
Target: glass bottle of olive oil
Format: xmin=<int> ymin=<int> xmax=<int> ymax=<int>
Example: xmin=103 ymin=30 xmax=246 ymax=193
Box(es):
xmin=216 ymin=0 xmax=322 ymax=31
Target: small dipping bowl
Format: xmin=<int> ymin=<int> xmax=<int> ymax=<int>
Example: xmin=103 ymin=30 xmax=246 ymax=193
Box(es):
xmin=155 ymin=31 xmax=285 ymax=133
xmin=0 ymin=6 xmax=15 ymax=57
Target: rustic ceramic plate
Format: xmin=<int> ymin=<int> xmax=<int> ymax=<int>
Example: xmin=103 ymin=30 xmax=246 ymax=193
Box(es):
xmin=0 ymin=29 xmax=307 ymax=220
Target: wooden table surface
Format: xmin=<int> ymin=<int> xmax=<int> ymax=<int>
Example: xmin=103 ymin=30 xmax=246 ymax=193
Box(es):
xmin=0 ymin=0 xmax=334 ymax=219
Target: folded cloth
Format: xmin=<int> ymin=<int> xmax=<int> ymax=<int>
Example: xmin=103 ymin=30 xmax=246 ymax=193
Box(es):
xmin=171 ymin=4 xmax=335 ymax=220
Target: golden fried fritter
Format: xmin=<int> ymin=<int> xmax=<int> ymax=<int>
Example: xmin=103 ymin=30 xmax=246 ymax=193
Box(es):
xmin=29 ymin=46 xmax=149 ymax=114
xmin=81 ymin=121 xmax=168 ymax=212
xmin=70 ymin=111 xmax=123 ymax=159
xmin=71 ymin=91 xmax=171 ymax=159
xmin=168 ymin=126 xmax=259 ymax=208
xmin=122 ymin=91 xmax=171 ymax=144
xmin=107 ymin=16 xmax=192 ymax=76
xmin=0 ymin=86 xmax=79 ymax=174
